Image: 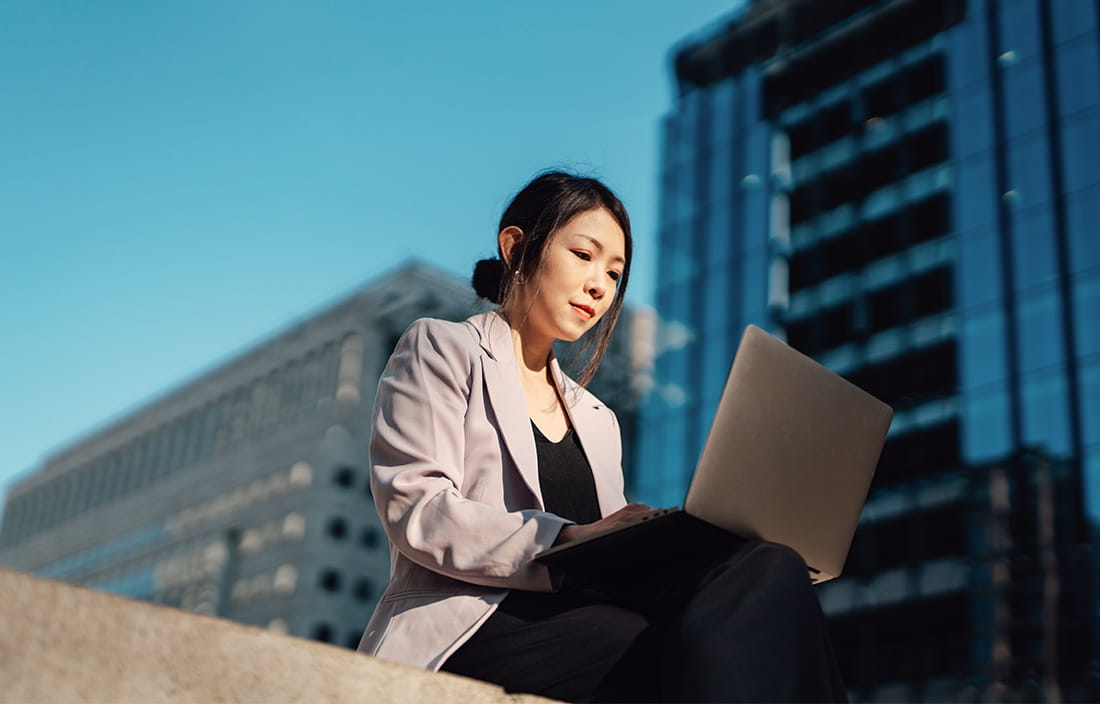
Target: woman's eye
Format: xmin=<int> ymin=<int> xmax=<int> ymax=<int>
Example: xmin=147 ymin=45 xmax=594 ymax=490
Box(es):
xmin=572 ymin=250 xmax=592 ymax=261
xmin=608 ymin=271 xmax=621 ymax=282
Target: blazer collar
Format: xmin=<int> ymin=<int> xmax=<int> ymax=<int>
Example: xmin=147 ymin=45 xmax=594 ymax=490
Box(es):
xmin=469 ymin=309 xmax=511 ymax=362
xmin=554 ymin=369 xmax=625 ymax=518
xmin=466 ymin=311 xmax=538 ymax=506
xmin=467 ymin=311 xmax=621 ymax=516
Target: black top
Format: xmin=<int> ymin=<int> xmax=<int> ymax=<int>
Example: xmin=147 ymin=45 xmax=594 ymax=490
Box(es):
xmin=532 ymin=421 xmax=603 ymax=525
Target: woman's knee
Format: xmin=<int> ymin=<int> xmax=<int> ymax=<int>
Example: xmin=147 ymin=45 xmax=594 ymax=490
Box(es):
xmin=576 ymin=603 xmax=651 ymax=643
xmin=739 ymin=540 xmax=812 ymax=586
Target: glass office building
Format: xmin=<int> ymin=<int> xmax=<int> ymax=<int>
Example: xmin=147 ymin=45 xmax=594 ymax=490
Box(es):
xmin=636 ymin=0 xmax=1100 ymax=699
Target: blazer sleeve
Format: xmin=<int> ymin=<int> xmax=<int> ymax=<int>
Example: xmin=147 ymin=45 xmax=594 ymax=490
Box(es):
xmin=369 ymin=318 xmax=570 ymax=592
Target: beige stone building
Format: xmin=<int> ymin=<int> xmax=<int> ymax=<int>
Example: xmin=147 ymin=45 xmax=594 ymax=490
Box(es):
xmin=0 ymin=262 xmax=484 ymax=648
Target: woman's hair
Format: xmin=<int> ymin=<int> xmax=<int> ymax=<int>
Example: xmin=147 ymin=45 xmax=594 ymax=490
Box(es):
xmin=472 ymin=170 xmax=632 ymax=387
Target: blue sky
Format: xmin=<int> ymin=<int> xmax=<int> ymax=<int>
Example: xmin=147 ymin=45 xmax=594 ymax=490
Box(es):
xmin=0 ymin=1 xmax=741 ymax=503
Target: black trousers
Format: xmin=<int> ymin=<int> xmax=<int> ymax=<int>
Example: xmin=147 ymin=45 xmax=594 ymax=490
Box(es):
xmin=441 ymin=540 xmax=847 ymax=703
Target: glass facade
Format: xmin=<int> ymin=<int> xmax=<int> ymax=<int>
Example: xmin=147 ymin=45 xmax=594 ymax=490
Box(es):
xmin=642 ymin=0 xmax=1100 ymax=700
xmin=636 ymin=67 xmax=772 ymax=506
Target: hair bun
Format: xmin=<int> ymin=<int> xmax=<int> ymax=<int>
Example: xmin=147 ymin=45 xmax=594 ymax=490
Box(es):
xmin=472 ymin=258 xmax=505 ymax=303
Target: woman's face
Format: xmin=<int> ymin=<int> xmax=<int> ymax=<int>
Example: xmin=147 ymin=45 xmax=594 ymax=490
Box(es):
xmin=511 ymin=206 xmax=627 ymax=344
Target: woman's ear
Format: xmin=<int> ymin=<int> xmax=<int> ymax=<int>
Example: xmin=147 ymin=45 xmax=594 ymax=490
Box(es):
xmin=498 ymin=226 xmax=524 ymax=268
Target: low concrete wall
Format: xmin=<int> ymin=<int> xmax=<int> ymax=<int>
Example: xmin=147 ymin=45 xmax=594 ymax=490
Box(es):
xmin=0 ymin=568 xmax=552 ymax=703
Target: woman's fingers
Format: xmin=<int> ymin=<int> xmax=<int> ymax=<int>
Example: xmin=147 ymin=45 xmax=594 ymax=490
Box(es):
xmin=603 ymin=503 xmax=661 ymax=527
xmin=553 ymin=504 xmax=670 ymax=545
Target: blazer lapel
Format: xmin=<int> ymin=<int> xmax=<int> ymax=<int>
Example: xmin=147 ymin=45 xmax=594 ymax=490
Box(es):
xmin=471 ymin=312 xmax=544 ymax=508
xmin=551 ymin=360 xmax=625 ymax=518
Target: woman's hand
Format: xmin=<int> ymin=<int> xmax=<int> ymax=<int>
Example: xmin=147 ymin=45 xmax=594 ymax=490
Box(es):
xmin=554 ymin=503 xmax=664 ymax=546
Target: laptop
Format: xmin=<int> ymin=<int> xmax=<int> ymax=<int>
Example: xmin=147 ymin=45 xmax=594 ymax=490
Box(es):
xmin=535 ymin=324 xmax=893 ymax=584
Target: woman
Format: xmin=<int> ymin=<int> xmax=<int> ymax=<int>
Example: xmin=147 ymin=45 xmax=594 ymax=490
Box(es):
xmin=358 ymin=171 xmax=846 ymax=702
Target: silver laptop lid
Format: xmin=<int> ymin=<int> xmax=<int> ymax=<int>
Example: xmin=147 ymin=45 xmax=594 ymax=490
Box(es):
xmin=684 ymin=325 xmax=893 ymax=582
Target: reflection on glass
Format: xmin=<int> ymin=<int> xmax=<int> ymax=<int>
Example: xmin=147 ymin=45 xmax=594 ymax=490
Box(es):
xmin=703 ymin=265 xmax=731 ymax=333
xmin=632 ymin=415 xmax=660 ymax=500
xmin=701 ymin=324 xmax=735 ymax=400
xmin=1050 ymin=1 xmax=1099 ymax=44
xmin=1073 ymin=273 xmax=1100 ymax=358
xmin=665 ymin=280 xmax=693 ymax=329
xmin=961 ymin=306 xmax=1010 ymax=389
xmin=954 ymin=154 xmax=997 ymax=232
xmin=661 ymin=223 xmax=697 ymax=285
xmin=1006 ymin=132 xmax=1053 ymax=211
xmin=1014 ymin=287 xmax=1065 ymax=373
xmin=1061 ymin=112 xmax=1100 ymax=193
xmin=1020 ymin=368 xmax=1072 ymax=454
xmin=951 ymin=84 xmax=994 ymax=160
xmin=1067 ymin=188 xmax=1100 ymax=274
xmin=708 ymin=143 xmax=734 ymax=209
xmin=1009 ymin=207 xmax=1058 ymax=291
xmin=1002 ymin=59 xmax=1046 ymax=139
xmin=1080 ymin=358 xmax=1100 ymax=447
xmin=706 ymin=202 xmax=735 ymax=265
xmin=707 ymin=78 xmax=736 ymax=146
xmin=740 ymin=247 xmax=768 ymax=322
xmin=998 ymin=0 xmax=1042 ymax=63
xmin=669 ymin=164 xmax=699 ymax=229
xmin=743 ymin=124 xmax=770 ymax=251
xmin=1083 ymin=447 xmax=1100 ymax=528
xmin=962 ymin=385 xmax=1012 ymax=462
xmin=948 ymin=18 xmax=990 ymax=90
xmin=740 ymin=68 xmax=761 ymax=126
xmin=958 ymin=227 xmax=1003 ymax=310
xmin=1054 ymin=39 xmax=1100 ymax=117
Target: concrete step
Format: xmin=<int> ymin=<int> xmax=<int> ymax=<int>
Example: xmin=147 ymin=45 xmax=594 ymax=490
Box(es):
xmin=0 ymin=567 xmax=554 ymax=703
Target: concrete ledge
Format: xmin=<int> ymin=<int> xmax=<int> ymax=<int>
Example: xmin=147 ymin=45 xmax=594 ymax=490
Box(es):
xmin=0 ymin=568 xmax=553 ymax=703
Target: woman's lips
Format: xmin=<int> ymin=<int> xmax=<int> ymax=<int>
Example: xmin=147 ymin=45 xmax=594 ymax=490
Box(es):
xmin=571 ymin=303 xmax=594 ymax=320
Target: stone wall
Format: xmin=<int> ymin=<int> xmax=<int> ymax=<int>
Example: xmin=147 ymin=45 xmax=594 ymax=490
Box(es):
xmin=0 ymin=568 xmax=552 ymax=703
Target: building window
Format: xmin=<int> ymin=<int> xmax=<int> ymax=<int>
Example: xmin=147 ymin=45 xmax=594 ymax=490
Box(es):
xmin=301 ymin=350 xmax=322 ymax=407
xmin=246 ymin=478 xmax=270 ymax=504
xmin=318 ymin=569 xmax=342 ymax=593
xmin=263 ymin=369 xmax=284 ymax=429
xmin=325 ymin=425 xmax=351 ymax=445
xmin=288 ymin=461 xmax=313 ymax=487
xmin=326 ymin=517 xmax=348 ymax=540
xmin=333 ymin=466 xmax=355 ymax=488
xmin=231 ymin=579 xmax=250 ymax=603
xmin=353 ymin=578 xmax=374 ymax=602
xmin=183 ymin=410 xmax=203 ymax=467
xmin=273 ymin=565 xmax=298 ymax=594
xmin=280 ymin=359 xmax=302 ymax=416
xmin=282 ymin=513 xmax=306 ymax=539
xmin=312 ymin=623 xmax=334 ymax=643
xmin=337 ymin=333 xmax=364 ymax=404
xmin=229 ymin=387 xmax=249 ymax=446
xmin=345 ymin=632 xmax=363 ymax=650
xmin=213 ymin=396 xmax=233 ymax=455
xmin=320 ymin=341 xmax=340 ymax=400
xmin=197 ymin=404 xmax=217 ymax=462
xmin=360 ymin=526 xmax=382 ymax=549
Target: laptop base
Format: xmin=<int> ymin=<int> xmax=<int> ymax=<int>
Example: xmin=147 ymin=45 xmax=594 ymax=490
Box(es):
xmin=535 ymin=510 xmax=745 ymax=586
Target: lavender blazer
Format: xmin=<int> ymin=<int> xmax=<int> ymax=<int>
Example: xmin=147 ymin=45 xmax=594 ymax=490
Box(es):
xmin=357 ymin=311 xmax=628 ymax=671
